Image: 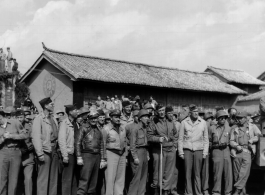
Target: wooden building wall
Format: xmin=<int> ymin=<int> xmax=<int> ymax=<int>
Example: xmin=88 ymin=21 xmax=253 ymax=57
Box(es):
xmin=74 ymin=80 xmax=238 ymax=113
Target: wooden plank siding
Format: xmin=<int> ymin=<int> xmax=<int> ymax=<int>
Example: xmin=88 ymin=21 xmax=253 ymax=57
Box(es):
xmin=75 ymin=81 xmax=238 ymax=113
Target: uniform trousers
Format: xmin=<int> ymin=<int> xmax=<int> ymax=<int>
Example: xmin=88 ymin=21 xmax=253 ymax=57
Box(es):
xmin=22 ymin=152 xmax=35 ymax=195
xmin=61 ymin=154 xmax=75 ymax=195
xmin=202 ymin=154 xmax=210 ymax=195
xmin=37 ymin=148 xmax=59 ymax=195
xmin=77 ymin=153 xmax=100 ymax=195
xmin=184 ymin=149 xmax=203 ymax=195
xmin=128 ymin=148 xmax=148 ymax=195
xmin=171 ymin=152 xmax=180 ymax=192
xmin=105 ymin=150 xmax=126 ymax=195
xmin=97 ymin=167 xmax=106 ymax=195
xmin=0 ymin=148 xmax=21 ymax=195
xmin=212 ymin=147 xmax=233 ymax=195
xmin=153 ymin=147 xmax=176 ymax=191
xmin=232 ymin=151 xmax=251 ymax=190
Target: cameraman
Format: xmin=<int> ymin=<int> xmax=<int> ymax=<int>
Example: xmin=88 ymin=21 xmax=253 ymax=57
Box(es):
xmin=228 ymin=107 xmax=238 ymax=127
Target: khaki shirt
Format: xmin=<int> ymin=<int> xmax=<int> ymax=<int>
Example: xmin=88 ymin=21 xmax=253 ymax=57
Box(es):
xmin=58 ymin=117 xmax=75 ymax=159
xmin=0 ymin=119 xmax=28 ymax=148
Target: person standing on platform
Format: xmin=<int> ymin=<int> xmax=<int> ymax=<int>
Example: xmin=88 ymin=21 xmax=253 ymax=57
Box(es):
xmin=178 ymin=104 xmax=209 ymax=195
xmin=32 ymin=97 xmax=59 ymax=195
xmin=6 ymin=47 xmax=13 ymax=73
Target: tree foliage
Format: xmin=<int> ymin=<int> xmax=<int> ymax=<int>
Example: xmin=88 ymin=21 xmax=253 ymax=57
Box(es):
xmin=14 ymin=82 xmax=30 ymax=108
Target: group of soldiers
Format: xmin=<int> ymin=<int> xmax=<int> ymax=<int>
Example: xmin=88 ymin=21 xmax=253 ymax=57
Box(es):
xmin=0 ymin=95 xmax=262 ymax=195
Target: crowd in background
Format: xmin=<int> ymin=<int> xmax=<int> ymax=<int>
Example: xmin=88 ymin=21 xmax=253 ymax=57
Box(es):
xmin=0 ymin=94 xmax=263 ymax=195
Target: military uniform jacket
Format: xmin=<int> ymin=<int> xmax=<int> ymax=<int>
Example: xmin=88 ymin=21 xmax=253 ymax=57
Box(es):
xmin=75 ymin=123 xmax=105 ymax=160
xmin=178 ymin=116 xmax=209 ymax=156
xmin=130 ymin=123 xmax=148 ymax=160
xmin=230 ymin=122 xmax=261 ymax=154
xmin=32 ymin=113 xmax=58 ymax=158
xmin=21 ymin=122 xmax=35 ymax=166
xmin=0 ymin=119 xmax=28 ymax=147
xmin=58 ymin=117 xmax=75 ymax=159
xmin=102 ymin=123 xmax=127 ymax=153
xmin=209 ymin=122 xmax=231 ymax=148
xmin=147 ymin=118 xmax=178 ymax=150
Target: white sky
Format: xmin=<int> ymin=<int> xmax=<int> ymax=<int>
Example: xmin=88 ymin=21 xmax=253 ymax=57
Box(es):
xmin=0 ymin=0 xmax=265 ymax=77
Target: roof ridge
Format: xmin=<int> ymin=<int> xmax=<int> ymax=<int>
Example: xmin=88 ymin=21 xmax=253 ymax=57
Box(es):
xmin=42 ymin=42 xmax=211 ymax=75
xmin=207 ymin=66 xmax=244 ymax=72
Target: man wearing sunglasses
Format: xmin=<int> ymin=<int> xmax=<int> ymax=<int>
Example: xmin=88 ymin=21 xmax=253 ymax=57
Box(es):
xmin=209 ymin=110 xmax=233 ymax=195
xmin=230 ymin=111 xmax=261 ymax=195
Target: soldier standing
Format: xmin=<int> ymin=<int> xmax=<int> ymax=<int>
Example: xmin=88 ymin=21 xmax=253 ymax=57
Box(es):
xmin=209 ymin=110 xmax=233 ymax=195
xmin=96 ymin=109 xmax=107 ymax=195
xmin=17 ymin=109 xmax=35 ymax=195
xmin=32 ymin=97 xmax=59 ymax=195
xmin=147 ymin=105 xmax=178 ymax=195
xmin=230 ymin=111 xmax=261 ymax=195
xmin=127 ymin=109 xmax=150 ymax=195
xmin=178 ymin=104 xmax=209 ymax=195
xmin=0 ymin=108 xmax=28 ymax=195
xmin=75 ymin=110 xmax=106 ymax=195
xmin=58 ymin=105 xmax=78 ymax=195
xmin=102 ymin=109 xmax=127 ymax=195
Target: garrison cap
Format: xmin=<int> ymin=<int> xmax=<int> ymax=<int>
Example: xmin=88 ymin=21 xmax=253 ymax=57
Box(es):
xmin=39 ymin=97 xmax=52 ymax=108
xmin=236 ymin=111 xmax=248 ymax=118
xmin=133 ymin=110 xmax=140 ymax=117
xmin=138 ymin=109 xmax=149 ymax=119
xmin=165 ymin=106 xmax=174 ymax=113
xmin=16 ymin=110 xmax=24 ymax=116
xmin=109 ymin=109 xmax=121 ymax=117
xmin=64 ymin=104 xmax=76 ymax=113
xmin=122 ymin=101 xmax=131 ymax=108
xmin=77 ymin=107 xmax=90 ymax=117
xmin=97 ymin=109 xmax=105 ymax=116
xmin=144 ymin=103 xmax=153 ymax=110
xmin=189 ymin=104 xmax=198 ymax=112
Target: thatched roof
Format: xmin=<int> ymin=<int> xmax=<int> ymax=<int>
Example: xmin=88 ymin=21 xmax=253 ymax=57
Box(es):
xmin=238 ymin=90 xmax=265 ymax=102
xmin=20 ymin=43 xmax=246 ymax=95
xmin=205 ymin=66 xmax=265 ymax=86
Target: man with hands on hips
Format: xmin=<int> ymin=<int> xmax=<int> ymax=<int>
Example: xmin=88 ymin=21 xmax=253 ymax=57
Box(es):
xmin=178 ymin=104 xmax=209 ymax=195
